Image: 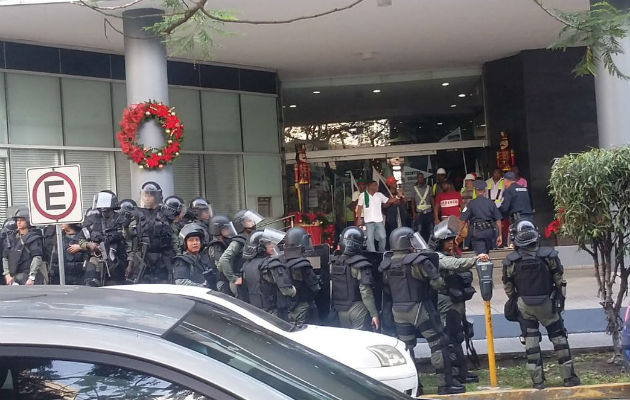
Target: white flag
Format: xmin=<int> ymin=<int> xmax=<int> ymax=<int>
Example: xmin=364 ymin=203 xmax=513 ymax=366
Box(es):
xmin=349 ymin=171 xmax=358 ymax=193
xmin=372 ymin=167 xmax=392 ymax=196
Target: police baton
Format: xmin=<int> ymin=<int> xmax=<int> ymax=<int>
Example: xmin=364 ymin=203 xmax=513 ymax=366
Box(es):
xmin=475 ymin=260 xmax=498 ymax=387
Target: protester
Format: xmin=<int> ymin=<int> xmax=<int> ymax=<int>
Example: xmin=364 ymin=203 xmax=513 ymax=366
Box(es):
xmin=355 ymin=180 xmax=394 ymax=252
xmin=434 ymin=181 xmax=463 ymax=225
xmin=384 ymin=176 xmax=408 ymax=248
xmin=412 ymin=173 xmax=434 ymax=242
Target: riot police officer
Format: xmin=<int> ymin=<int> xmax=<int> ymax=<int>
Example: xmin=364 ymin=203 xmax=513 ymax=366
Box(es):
xmin=242 ymin=229 xmax=295 ymax=317
xmin=499 ymin=172 xmax=534 ymax=229
xmin=331 ymin=226 xmax=379 ymax=331
xmin=81 ymin=190 xmax=127 ymax=286
xmin=433 ymin=217 xmax=489 ymax=385
xmin=217 ymin=209 xmax=263 ymax=297
xmin=281 ymin=227 xmax=321 ymax=325
xmin=208 ymin=214 xmax=237 ymax=294
xmin=502 ymin=220 xmax=580 ymax=389
xmin=50 ymin=223 xmax=88 ymax=285
xmin=2 ymin=208 xmax=45 ymax=285
xmin=162 ymin=195 xmax=186 ymax=236
xmin=173 ymin=222 xmax=216 ymax=287
xmin=0 ymin=220 xmax=16 ymax=285
xmin=379 ymin=226 xmax=464 ymax=395
xmin=128 ymin=182 xmax=176 ymax=283
xmin=460 ymin=180 xmax=503 ymax=254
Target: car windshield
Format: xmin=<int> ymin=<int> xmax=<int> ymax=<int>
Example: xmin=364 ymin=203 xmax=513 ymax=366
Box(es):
xmin=206 ymin=290 xmax=306 ymax=332
xmin=165 ymin=302 xmax=410 ymax=400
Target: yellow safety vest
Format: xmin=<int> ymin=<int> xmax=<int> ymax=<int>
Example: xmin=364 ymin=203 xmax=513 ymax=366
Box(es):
xmin=414 ymin=186 xmax=432 ymax=212
xmin=487 ymin=179 xmax=504 ymax=205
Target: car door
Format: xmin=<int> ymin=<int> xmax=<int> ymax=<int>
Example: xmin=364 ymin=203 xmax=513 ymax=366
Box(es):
xmin=0 ymin=345 xmax=239 ymax=400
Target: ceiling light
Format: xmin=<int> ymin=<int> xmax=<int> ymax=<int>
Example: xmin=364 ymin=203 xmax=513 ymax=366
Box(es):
xmin=289 ymin=104 xmax=297 ymax=108
xmin=437 ymin=122 xmax=443 ymax=126
xmin=458 ymin=93 xmax=466 ymax=98
xmin=450 ymin=104 xmax=457 ymax=108
xmin=480 ymin=124 xmax=487 ymax=127
xmin=441 ymin=82 xmax=450 ymax=87
xmin=372 ymin=89 xmax=381 ymax=93
xmin=312 ymin=91 xmax=320 ymax=94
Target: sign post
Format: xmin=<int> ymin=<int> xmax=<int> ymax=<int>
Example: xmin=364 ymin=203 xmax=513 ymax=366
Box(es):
xmin=26 ymin=165 xmax=83 ymax=286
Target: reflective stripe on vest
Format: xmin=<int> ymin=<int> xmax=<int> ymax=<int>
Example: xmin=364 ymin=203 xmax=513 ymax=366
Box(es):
xmin=487 ymin=179 xmax=504 ymax=204
xmin=414 ymin=186 xmax=431 ymax=212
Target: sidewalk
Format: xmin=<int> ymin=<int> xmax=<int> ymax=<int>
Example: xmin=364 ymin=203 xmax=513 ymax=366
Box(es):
xmin=413 ymin=253 xmax=614 ymax=358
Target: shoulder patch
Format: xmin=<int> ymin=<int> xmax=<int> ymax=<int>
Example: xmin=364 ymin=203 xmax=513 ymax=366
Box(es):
xmin=537 ymin=246 xmax=556 ymax=258
xmin=402 ymin=252 xmax=425 ymax=266
xmin=505 ymin=251 xmax=521 ymax=264
xmin=347 ymin=254 xmax=373 ymax=270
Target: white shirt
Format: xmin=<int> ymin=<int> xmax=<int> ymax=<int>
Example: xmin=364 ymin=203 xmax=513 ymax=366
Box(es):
xmin=486 ymin=178 xmax=505 ymax=207
xmin=357 ymin=191 xmax=388 ymax=223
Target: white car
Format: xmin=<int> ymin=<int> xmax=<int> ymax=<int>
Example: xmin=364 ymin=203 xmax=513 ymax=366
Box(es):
xmin=109 ymin=284 xmax=419 ymax=396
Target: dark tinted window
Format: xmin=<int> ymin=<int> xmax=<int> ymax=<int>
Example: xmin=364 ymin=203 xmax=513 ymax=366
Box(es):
xmin=166 ymin=303 xmax=409 ymax=400
xmin=0 ymin=358 xmax=211 ymax=399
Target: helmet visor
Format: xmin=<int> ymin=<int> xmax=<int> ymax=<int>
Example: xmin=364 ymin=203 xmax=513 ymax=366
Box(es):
xmin=140 ymin=188 xmax=163 ymax=209
xmin=263 ymin=228 xmax=286 ymax=246
xmin=410 ymin=232 xmax=429 ymax=250
xmin=241 ymin=210 xmax=264 ymax=229
xmin=220 ymin=222 xmax=238 ymax=238
xmin=93 ymin=192 xmax=115 ymax=209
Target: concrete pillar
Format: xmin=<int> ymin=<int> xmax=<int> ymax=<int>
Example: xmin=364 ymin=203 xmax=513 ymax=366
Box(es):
xmin=591 ymin=0 xmax=630 ymax=148
xmin=122 ymin=8 xmax=174 ymax=200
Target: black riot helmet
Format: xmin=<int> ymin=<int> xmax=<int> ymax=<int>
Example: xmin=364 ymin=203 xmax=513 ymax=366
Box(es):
xmin=189 ymin=197 xmax=213 ymax=221
xmin=119 ymin=199 xmax=137 ymax=216
xmin=389 ymin=227 xmax=416 ymax=251
xmin=233 ymin=209 xmax=264 ymax=234
xmin=162 ymin=195 xmax=184 ymax=221
xmin=340 ymin=226 xmax=364 ymax=255
xmin=209 ymin=215 xmax=237 ymax=238
xmin=432 ymin=217 xmax=458 ymax=241
xmin=140 ymin=181 xmax=163 ymax=209
xmin=178 ymin=222 xmax=207 ymax=252
xmin=513 ymin=219 xmax=539 ymax=249
xmin=12 ymin=207 xmax=31 ymax=227
xmin=93 ymin=190 xmax=118 ymax=210
xmin=284 ymin=226 xmax=313 ymax=253
xmin=2 ymin=218 xmax=16 ymax=233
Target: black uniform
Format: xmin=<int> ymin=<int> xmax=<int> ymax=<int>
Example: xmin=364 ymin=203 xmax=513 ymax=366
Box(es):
xmin=3 ymin=229 xmax=45 ymax=285
xmin=135 ymin=208 xmax=176 ymax=284
xmin=173 ymin=252 xmax=214 ymax=287
xmin=460 ymin=196 xmax=502 ymax=254
xmin=50 ymin=230 xmax=88 ymax=285
xmin=499 ymin=183 xmax=533 ymax=222
xmin=82 ymin=210 xmax=128 ymax=286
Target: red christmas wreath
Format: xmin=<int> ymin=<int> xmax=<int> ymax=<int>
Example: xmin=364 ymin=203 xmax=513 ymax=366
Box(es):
xmin=116 ymin=101 xmax=184 ymax=169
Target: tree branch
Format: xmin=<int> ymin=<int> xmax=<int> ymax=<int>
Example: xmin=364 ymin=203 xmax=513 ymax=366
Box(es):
xmin=531 ymin=0 xmax=579 ymax=29
xmin=200 ymin=0 xmax=367 ymax=25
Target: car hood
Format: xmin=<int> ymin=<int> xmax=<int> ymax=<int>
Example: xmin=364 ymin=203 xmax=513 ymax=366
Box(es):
xmin=289 ymin=324 xmax=400 ymax=369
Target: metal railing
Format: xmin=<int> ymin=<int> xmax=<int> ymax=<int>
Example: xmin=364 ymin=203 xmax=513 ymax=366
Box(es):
xmin=257 ymin=215 xmax=295 ymax=231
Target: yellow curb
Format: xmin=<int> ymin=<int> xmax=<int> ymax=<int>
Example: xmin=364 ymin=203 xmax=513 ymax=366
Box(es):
xmin=423 ymin=382 xmax=630 ymax=400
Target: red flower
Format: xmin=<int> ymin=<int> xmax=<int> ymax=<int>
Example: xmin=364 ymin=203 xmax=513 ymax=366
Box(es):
xmin=160 ymin=153 xmax=173 ymax=163
xmin=165 ymin=115 xmax=180 ymax=130
xmin=306 ymin=212 xmax=317 ymax=222
xmin=545 ymin=219 xmax=561 ymax=239
xmin=146 ymin=153 xmax=161 ymax=168
xmin=148 ymin=103 xmax=169 ymax=118
xmin=129 ymin=147 xmax=145 ymax=164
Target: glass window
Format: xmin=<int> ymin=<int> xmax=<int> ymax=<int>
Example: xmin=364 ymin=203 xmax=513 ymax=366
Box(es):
xmin=6 ymin=73 xmax=63 ymax=146
xmin=240 ymin=94 xmax=279 ymax=153
xmin=10 ymin=149 xmax=61 ymax=207
xmin=165 ymin=303 xmax=409 ymax=400
xmin=0 ymin=156 xmax=9 ymax=221
xmin=0 ymin=73 xmax=8 ymax=144
xmin=0 ymin=357 xmax=211 ymax=399
xmin=243 ymin=155 xmax=283 ymax=217
xmin=114 ymin=152 xmax=132 ymax=201
xmin=204 ymin=154 xmax=244 ymax=215
xmin=169 ymin=87 xmax=203 ymax=151
xmin=200 ymin=92 xmax=241 ymax=152
xmin=111 ymin=83 xmax=127 ymax=148
xmin=173 ymin=154 xmax=202 ymax=202
xmin=65 ymin=151 xmax=115 ymax=212
xmin=62 ymin=78 xmax=113 ymax=148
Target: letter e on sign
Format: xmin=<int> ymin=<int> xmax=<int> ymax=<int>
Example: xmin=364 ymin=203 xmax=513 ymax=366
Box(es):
xmin=26 ymin=165 xmax=83 ymax=225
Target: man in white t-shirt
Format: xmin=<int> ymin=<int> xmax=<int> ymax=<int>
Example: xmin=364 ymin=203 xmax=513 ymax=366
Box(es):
xmin=355 ymin=180 xmax=394 ymax=252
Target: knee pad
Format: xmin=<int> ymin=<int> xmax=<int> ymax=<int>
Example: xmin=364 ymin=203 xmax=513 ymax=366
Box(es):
xmin=395 ymin=323 xmax=417 ymax=347
xmin=546 ymin=319 xmax=567 ymax=339
xmin=445 ymin=310 xmax=464 ymax=341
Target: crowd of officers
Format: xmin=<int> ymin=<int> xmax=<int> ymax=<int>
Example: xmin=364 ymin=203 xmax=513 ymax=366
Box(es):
xmin=0 ymin=180 xmax=580 ymax=394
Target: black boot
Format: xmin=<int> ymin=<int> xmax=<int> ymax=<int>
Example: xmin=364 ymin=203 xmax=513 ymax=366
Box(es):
xmin=563 ymin=376 xmax=581 ymax=387
xmin=438 ymin=384 xmax=466 ymax=395
xmin=460 ymin=372 xmax=479 ymax=383
xmin=533 ymin=381 xmax=545 ymax=390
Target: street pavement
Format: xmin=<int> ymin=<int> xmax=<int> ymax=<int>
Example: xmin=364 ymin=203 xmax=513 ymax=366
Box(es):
xmin=413 ymin=249 xmax=616 ymax=358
